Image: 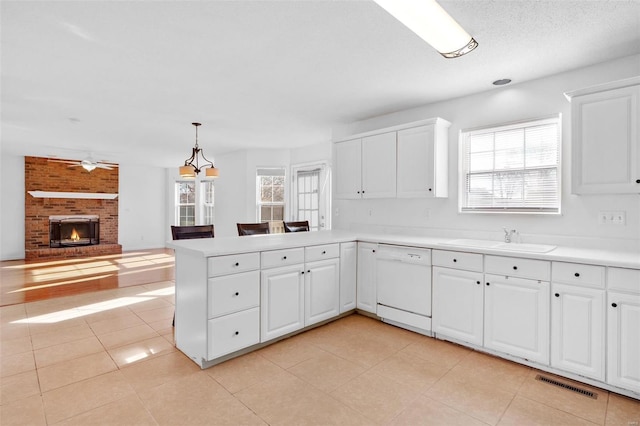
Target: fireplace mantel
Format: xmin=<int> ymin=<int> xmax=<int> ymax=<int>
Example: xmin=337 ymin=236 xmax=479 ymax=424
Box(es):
xmin=27 ymin=191 xmax=119 ymax=200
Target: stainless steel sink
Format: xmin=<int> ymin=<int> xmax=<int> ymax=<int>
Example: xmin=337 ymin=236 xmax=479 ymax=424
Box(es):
xmin=441 ymin=239 xmax=556 ymax=253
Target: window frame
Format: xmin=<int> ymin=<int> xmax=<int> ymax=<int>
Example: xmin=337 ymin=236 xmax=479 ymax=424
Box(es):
xmin=256 ymin=167 xmax=286 ymax=223
xmin=458 ymin=114 xmax=562 ymax=215
xmin=175 ymin=180 xmax=196 ymax=226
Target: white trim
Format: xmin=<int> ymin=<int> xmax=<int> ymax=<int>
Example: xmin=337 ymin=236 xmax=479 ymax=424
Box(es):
xmin=28 ymin=191 xmax=118 ymax=199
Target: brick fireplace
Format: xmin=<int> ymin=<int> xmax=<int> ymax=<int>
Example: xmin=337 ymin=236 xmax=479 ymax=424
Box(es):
xmin=24 ymin=156 xmax=122 ymax=260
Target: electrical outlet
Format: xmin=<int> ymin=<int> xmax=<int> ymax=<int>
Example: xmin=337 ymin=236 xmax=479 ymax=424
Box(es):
xmin=598 ymin=211 xmax=626 ymax=225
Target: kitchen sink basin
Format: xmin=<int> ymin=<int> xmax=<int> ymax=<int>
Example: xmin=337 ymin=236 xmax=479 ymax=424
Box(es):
xmin=441 ymin=239 xmax=556 ymax=253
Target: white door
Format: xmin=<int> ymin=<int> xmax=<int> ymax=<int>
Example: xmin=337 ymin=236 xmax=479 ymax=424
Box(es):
xmin=397 ymin=125 xmax=435 ymax=198
xmin=305 ymin=258 xmax=340 ymax=326
xmin=291 ymin=164 xmax=331 ymax=230
xmin=551 ymin=283 xmax=605 ymax=380
xmin=356 ymin=242 xmax=377 ymax=313
xmin=484 ymin=274 xmax=550 ymax=364
xmin=572 ymin=84 xmax=639 ymax=194
xmin=607 ymin=292 xmax=640 ymax=393
xmin=339 ymin=242 xmax=357 ymax=313
xmin=432 ymin=266 xmax=484 ymax=346
xmin=361 ymin=132 xmax=396 ymax=198
xmin=260 ymin=264 xmax=305 ymax=342
xmin=334 ymin=139 xmax=362 ymax=199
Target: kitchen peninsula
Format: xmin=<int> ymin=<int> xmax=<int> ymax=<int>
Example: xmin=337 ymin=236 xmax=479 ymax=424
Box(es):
xmin=169 ymin=230 xmax=640 ymax=399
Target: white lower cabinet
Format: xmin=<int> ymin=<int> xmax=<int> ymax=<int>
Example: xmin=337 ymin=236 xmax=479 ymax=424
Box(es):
xmin=432 ymin=266 xmax=484 ymax=346
xmin=484 ymin=273 xmax=550 ymax=364
xmin=305 ymin=258 xmax=340 ymax=326
xmin=550 ymin=283 xmax=605 ymax=380
xmin=607 ymin=291 xmax=640 ymax=393
xmin=260 ymin=264 xmax=305 ymax=342
xmin=208 ymin=308 xmax=260 ymax=359
xmin=339 ymin=242 xmax=357 ymax=313
xmin=356 ymin=242 xmax=377 ymax=313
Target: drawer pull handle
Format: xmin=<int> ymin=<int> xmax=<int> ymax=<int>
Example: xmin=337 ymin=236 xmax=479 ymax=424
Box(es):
xmin=372 ymin=249 xmax=376 ymax=253
xmin=486 ymin=282 xmax=490 ymax=286
xmin=301 ymin=271 xmax=305 ymax=275
xmin=574 ymin=272 xmax=580 ymax=277
xmin=234 ymin=331 xmax=239 ymax=336
xmin=636 ymin=179 xmax=640 ymax=184
xmin=234 ymin=292 xmax=239 ymax=296
xmin=513 ymin=266 xmax=518 ymax=270
xmin=476 ymin=281 xmax=480 ymax=285
xmin=612 ymin=303 xmax=618 ymax=308
xmin=283 ymin=256 xmax=287 ymax=260
xmin=234 ymin=262 xmax=239 ymax=267
xmin=555 ymin=293 xmax=560 ymax=297
xmin=307 ymin=270 xmax=311 ymax=273
xmin=322 ymin=251 xmax=326 ymax=255
xmin=453 ymin=259 xmax=457 ymax=262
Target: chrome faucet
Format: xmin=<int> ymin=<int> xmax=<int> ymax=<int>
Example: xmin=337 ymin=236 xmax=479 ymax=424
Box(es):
xmin=503 ymin=227 xmax=517 ymax=243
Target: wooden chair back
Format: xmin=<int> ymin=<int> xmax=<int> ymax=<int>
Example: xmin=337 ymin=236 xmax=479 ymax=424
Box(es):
xmin=171 ymin=225 xmax=215 ymax=240
xmin=237 ymin=222 xmax=270 ymax=236
xmin=283 ymin=221 xmax=310 ymax=233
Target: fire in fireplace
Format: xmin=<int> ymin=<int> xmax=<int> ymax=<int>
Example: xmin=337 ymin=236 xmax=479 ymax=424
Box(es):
xmin=49 ymin=215 xmax=99 ymax=248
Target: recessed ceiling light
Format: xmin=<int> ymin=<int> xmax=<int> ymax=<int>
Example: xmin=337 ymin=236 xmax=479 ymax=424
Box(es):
xmin=493 ymin=79 xmax=512 ymax=86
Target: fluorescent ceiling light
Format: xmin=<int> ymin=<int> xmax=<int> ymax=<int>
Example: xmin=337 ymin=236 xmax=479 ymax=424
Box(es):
xmin=374 ymin=0 xmax=478 ymax=58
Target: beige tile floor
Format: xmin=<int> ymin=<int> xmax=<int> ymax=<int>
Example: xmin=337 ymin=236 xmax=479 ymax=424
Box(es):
xmin=1 ymin=281 xmax=639 ymax=425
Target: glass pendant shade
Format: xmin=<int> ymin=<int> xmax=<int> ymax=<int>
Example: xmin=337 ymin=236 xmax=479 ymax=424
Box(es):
xmin=206 ymin=167 xmax=219 ymax=178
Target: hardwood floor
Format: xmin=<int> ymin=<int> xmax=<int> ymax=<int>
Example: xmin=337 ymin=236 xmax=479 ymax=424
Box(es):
xmin=0 ymin=249 xmax=174 ymax=306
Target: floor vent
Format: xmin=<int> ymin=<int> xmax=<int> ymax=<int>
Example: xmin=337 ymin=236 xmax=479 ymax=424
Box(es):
xmin=535 ymin=374 xmax=597 ymax=399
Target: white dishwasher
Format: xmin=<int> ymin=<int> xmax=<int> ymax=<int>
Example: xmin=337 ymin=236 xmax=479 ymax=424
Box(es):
xmin=376 ymin=244 xmax=432 ymax=335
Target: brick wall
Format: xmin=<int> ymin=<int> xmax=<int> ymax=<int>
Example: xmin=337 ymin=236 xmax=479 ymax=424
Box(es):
xmin=24 ymin=156 xmax=121 ymax=260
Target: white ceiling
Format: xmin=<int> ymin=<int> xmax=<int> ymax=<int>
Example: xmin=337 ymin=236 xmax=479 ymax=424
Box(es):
xmin=2 ymin=0 xmax=639 ymax=168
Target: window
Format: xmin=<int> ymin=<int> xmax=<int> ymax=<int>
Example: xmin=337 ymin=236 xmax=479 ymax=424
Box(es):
xmin=460 ymin=115 xmax=560 ymax=213
xmin=175 ymin=180 xmax=215 ymax=226
xmin=257 ymin=168 xmax=285 ymax=222
xmin=176 ymin=181 xmax=196 ymax=225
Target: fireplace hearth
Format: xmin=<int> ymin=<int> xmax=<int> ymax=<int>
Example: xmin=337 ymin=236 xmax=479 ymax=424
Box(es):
xmin=49 ymin=215 xmax=99 ymax=248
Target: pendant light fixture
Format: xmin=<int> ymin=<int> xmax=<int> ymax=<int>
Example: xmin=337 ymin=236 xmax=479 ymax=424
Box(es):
xmin=374 ymin=0 xmax=478 ymax=58
xmin=179 ymin=122 xmax=219 ymax=178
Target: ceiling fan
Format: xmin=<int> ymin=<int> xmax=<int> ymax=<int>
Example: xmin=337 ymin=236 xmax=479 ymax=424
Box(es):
xmin=48 ymin=156 xmax=118 ymax=172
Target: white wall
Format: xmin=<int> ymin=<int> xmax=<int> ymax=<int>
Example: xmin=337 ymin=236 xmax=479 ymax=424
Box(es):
xmin=118 ymin=164 xmax=166 ymax=251
xmin=290 ymin=141 xmax=331 ymax=166
xmin=0 ymin=153 xmax=25 ymax=260
xmin=211 ymin=149 xmax=291 ymax=237
xmin=332 ymin=55 xmax=640 ymax=251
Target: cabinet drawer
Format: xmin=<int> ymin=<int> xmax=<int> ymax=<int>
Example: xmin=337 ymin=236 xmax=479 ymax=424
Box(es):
xmin=432 ymin=250 xmax=483 ymax=272
xmin=485 ymin=255 xmax=550 ymax=281
xmin=208 ymin=271 xmax=260 ymax=318
xmin=552 ymin=262 xmax=605 ymax=288
xmin=261 ymin=248 xmax=304 ymax=269
xmin=608 ymin=267 xmax=640 ymax=294
xmin=305 ymin=244 xmax=339 ymax=262
xmin=208 ymin=253 xmax=260 ymax=277
xmin=207 ymin=308 xmax=260 ymax=359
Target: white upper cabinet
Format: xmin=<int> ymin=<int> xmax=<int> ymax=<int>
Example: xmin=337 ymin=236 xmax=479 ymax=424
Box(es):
xmin=361 ymin=132 xmax=397 ymax=198
xmin=566 ymin=77 xmax=640 ymax=194
xmin=397 ymin=120 xmax=450 ymax=198
xmin=334 ymin=117 xmax=449 ymax=199
xmin=334 ymin=138 xmax=362 ymax=199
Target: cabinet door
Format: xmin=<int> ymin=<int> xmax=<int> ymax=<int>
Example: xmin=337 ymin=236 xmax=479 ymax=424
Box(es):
xmin=260 ymin=264 xmax=305 ymax=342
xmin=484 ymin=274 xmax=550 ymax=364
xmin=361 ymin=132 xmax=396 ymax=198
xmin=572 ymin=84 xmax=640 ymax=194
xmin=305 ymin=258 xmax=340 ymax=326
xmin=432 ymin=267 xmax=483 ymax=346
xmin=356 ymin=242 xmax=377 ymax=313
xmin=607 ymin=292 xmax=640 ymax=393
xmin=339 ymin=242 xmax=357 ymax=313
xmin=551 ymin=283 xmax=605 ymax=381
xmin=334 ymin=139 xmax=362 ymax=199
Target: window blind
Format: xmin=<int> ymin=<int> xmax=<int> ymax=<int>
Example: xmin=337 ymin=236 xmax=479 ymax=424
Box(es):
xmin=461 ymin=116 xmax=560 ymax=213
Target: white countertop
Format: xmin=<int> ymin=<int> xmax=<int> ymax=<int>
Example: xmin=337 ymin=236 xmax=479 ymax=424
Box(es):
xmin=167 ymin=230 xmax=640 ymax=269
